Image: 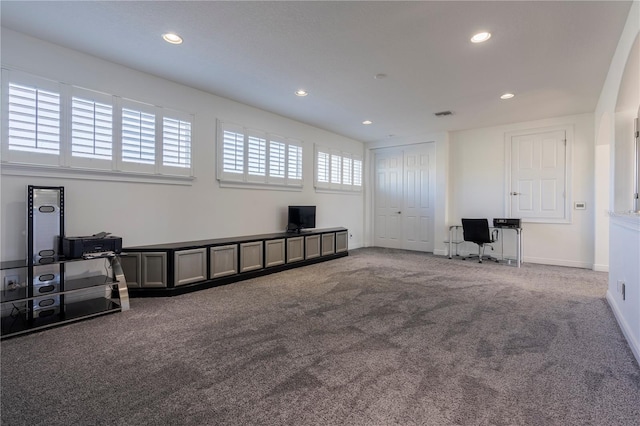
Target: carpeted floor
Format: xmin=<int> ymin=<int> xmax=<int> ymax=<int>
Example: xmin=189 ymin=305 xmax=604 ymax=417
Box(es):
xmin=1 ymin=248 xmax=639 ymax=425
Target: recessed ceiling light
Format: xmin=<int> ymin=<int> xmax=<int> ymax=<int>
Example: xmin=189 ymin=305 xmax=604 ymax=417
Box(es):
xmin=295 ymin=89 xmax=308 ymax=97
xmin=362 ymin=120 xmax=373 ymax=125
xmin=471 ymin=32 xmax=491 ymax=43
xmin=162 ymin=33 xmax=183 ymax=44
xmin=500 ymin=93 xmax=515 ymax=99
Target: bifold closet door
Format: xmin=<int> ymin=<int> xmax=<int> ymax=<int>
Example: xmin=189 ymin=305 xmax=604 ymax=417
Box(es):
xmin=373 ymin=143 xmax=435 ymax=252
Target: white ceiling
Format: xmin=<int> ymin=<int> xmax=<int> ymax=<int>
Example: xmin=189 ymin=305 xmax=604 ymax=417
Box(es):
xmin=0 ymin=1 xmax=632 ymax=143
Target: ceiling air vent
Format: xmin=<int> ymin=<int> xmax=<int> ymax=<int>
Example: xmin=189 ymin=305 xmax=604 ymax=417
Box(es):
xmin=434 ymin=111 xmax=453 ymax=117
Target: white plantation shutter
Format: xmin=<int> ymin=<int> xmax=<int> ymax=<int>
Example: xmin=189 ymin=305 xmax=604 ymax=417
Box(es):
xmin=269 ymin=140 xmax=286 ymax=180
xmin=330 ymin=153 xmax=342 ymax=185
xmin=247 ymin=134 xmax=266 ymax=181
xmin=342 ymin=156 xmax=353 ymax=186
xmin=314 ymin=145 xmax=362 ymax=192
xmin=353 ymin=157 xmax=363 ymax=188
xmin=71 ymin=96 xmax=112 ymax=161
xmin=222 ymin=128 xmax=244 ymax=177
xmin=7 ymin=82 xmax=60 ymax=157
xmin=162 ymin=117 xmax=191 ymax=168
xmin=216 ymin=120 xmax=304 ymax=189
xmin=122 ymin=107 xmax=155 ymax=166
xmin=316 ymin=149 xmax=330 ymax=188
xmin=287 ymin=143 xmax=303 ymax=185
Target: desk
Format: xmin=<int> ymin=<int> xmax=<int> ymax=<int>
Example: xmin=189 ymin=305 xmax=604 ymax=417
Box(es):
xmin=447 ymin=225 xmax=523 ymax=267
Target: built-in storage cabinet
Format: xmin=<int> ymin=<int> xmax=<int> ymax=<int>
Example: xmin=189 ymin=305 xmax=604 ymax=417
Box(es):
xmin=122 ymin=228 xmax=348 ymax=297
xmin=322 ymin=233 xmax=336 ymax=256
xmin=210 ymin=245 xmax=238 ymax=279
xmin=336 ymin=231 xmax=348 ymax=253
xmin=286 ymin=237 xmax=304 ymax=263
xmin=265 ymin=239 xmax=285 ymax=268
xmin=305 ymin=235 xmax=321 ymax=259
xmin=240 ymin=241 xmax=264 ymax=272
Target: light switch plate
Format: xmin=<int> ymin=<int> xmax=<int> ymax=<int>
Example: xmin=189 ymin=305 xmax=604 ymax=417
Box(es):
xmin=574 ymin=202 xmax=586 ymax=210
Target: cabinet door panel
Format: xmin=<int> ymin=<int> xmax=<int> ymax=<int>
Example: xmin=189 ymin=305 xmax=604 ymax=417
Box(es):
xmin=305 ymin=235 xmax=321 ymax=259
xmin=265 ymin=239 xmax=285 ymax=268
xmin=321 ymin=233 xmax=335 ymax=256
xmin=120 ymin=253 xmax=141 ymax=288
xmin=287 ymin=237 xmax=304 ymax=263
xmin=240 ymin=242 xmax=263 ymax=272
xmin=210 ymin=245 xmax=238 ymax=279
xmin=175 ymin=248 xmax=207 ymax=287
xmin=141 ymin=252 xmax=167 ymax=288
xmin=336 ymin=231 xmax=348 ymax=253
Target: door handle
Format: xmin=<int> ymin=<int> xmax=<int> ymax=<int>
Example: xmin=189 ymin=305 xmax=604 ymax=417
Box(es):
xmin=397 ymin=211 xmax=402 ymax=214
xmin=510 ymin=192 xmax=521 ymax=196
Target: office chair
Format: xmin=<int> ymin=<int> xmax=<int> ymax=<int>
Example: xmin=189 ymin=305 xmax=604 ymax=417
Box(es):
xmin=461 ymin=218 xmax=499 ymax=263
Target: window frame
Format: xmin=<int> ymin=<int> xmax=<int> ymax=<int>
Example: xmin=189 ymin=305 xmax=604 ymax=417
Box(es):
xmin=1 ymin=68 xmax=195 ymax=183
xmin=314 ymin=145 xmax=363 ymax=192
xmin=216 ymin=120 xmax=304 ymax=189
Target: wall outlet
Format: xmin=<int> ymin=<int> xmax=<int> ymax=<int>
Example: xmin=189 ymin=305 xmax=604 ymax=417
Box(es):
xmin=4 ymin=275 xmax=20 ymax=290
xmin=349 ymin=233 xmax=353 ymax=239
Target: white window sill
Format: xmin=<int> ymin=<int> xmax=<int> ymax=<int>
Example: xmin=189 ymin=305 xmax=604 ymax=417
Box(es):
xmin=218 ymin=180 xmax=303 ymax=191
xmin=1 ymin=162 xmax=194 ymax=186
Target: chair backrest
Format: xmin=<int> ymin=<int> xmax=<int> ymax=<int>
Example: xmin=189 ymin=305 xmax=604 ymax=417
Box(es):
xmin=461 ymin=218 xmax=492 ymax=244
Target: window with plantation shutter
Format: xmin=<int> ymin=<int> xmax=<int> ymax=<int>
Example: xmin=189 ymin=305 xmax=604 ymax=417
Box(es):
xmin=314 ymin=145 xmax=362 ymax=192
xmin=7 ymin=82 xmax=60 ymax=156
xmin=71 ymin=96 xmax=112 ymax=160
xmin=122 ymin=107 xmax=155 ymax=165
xmin=163 ymin=117 xmax=191 ymax=168
xmin=2 ymin=69 xmax=193 ymax=182
xmin=216 ymin=120 xmax=304 ymax=189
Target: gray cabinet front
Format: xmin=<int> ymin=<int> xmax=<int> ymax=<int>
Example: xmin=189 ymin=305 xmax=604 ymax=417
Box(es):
xmin=265 ymin=239 xmax=285 ymax=268
xmin=141 ymin=252 xmax=167 ymax=288
xmin=240 ymin=241 xmax=263 ymax=273
xmin=210 ymin=244 xmax=238 ymax=279
xmin=286 ymin=237 xmax=304 ymax=263
xmin=321 ymin=233 xmax=335 ymax=256
xmin=336 ymin=231 xmax=348 ymax=253
xmin=120 ymin=253 xmax=141 ymax=288
xmin=305 ymin=235 xmax=321 ymax=259
xmin=174 ymin=248 xmax=207 ymax=287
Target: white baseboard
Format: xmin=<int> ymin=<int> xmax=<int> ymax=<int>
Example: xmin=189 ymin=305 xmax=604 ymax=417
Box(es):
xmin=523 ymin=256 xmax=592 ymax=269
xmin=433 ymin=249 xmax=448 ymax=256
xmin=606 ymin=290 xmax=640 ymax=366
xmin=593 ymin=263 xmax=609 ymax=272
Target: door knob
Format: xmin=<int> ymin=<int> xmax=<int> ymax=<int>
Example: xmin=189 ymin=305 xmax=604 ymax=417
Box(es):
xmin=397 ymin=211 xmax=402 ymax=214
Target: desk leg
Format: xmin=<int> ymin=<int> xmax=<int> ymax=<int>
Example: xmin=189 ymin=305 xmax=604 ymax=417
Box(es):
xmin=448 ymin=227 xmax=453 ymax=259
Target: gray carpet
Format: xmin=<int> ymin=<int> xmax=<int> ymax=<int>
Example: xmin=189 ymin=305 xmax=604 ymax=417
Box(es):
xmin=1 ymin=248 xmax=639 ymax=425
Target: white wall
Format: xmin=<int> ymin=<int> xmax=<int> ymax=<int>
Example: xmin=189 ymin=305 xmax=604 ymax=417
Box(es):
xmin=449 ymin=113 xmax=595 ymax=268
xmin=0 ymin=29 xmax=365 ymax=262
xmin=597 ymin=0 xmax=640 ymax=365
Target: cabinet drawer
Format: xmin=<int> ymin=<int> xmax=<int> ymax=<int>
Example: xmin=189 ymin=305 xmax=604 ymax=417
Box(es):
xmin=141 ymin=252 xmax=167 ymax=288
xmin=321 ymin=233 xmax=335 ymax=256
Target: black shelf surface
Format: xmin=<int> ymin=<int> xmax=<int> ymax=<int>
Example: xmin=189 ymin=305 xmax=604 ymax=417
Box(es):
xmin=0 ymin=287 xmax=28 ymax=304
xmin=1 ymin=297 xmax=120 ymax=339
xmin=1 ymin=275 xmax=117 ymax=305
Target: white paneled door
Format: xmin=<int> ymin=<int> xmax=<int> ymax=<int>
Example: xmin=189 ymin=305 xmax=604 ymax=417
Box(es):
xmin=510 ymin=130 xmax=567 ymax=221
xmin=374 ymin=143 xmax=435 ymax=252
